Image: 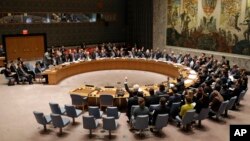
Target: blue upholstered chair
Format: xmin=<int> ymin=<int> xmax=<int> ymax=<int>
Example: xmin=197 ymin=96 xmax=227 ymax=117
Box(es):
xmin=65 ymin=104 xmax=83 ymax=124
xmin=103 ymin=116 xmax=118 ymax=138
xmin=50 ymin=113 xmax=70 ymax=134
xmin=224 ymin=96 xmax=237 ymax=117
xmin=106 ymin=107 xmax=121 ymax=119
xmin=154 ymin=114 xmax=169 ymax=132
xmin=176 ymin=109 xmax=195 ymax=130
xmin=49 ymin=102 xmax=66 ymax=115
xmin=99 ymin=94 xmax=113 ymax=108
xmin=82 ymin=115 xmax=99 ymax=137
xmin=88 ymin=106 xmax=103 ymax=119
xmin=70 ymin=94 xmax=88 ymax=111
xmin=133 ymin=115 xmax=149 ymax=136
xmin=212 ymin=100 xmax=229 ymax=120
xmin=33 ymin=111 xmax=52 ymax=131
xmin=193 ymin=108 xmax=209 ymax=127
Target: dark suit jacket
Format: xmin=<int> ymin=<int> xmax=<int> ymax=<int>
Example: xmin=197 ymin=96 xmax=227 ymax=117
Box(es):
xmin=126 ymin=96 xmax=138 ymax=119
xmin=152 ymin=106 xmax=170 ymax=125
xmin=124 ymin=83 xmax=143 ymax=97
xmin=145 ymin=95 xmax=159 ymax=107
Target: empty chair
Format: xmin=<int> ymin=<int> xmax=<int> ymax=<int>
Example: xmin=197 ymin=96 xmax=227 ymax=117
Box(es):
xmin=224 ymin=96 xmax=237 ymax=117
xmin=88 ymin=106 xmax=103 ymax=119
xmin=70 ymin=94 xmax=88 ymax=111
xmin=153 ymin=114 xmax=169 ymax=132
xmin=33 ymin=111 xmax=52 ymax=131
xmin=49 ymin=102 xmax=66 ymax=115
xmin=193 ymin=108 xmax=209 ymax=127
xmin=176 ymin=109 xmax=196 ymax=130
xmin=83 ymin=115 xmax=99 ymax=137
xmin=65 ymin=104 xmax=83 ymax=124
xmin=133 ymin=115 xmax=149 ymax=136
xmin=103 ymin=116 xmax=118 ymax=138
xmin=50 ymin=113 xmax=70 ymax=134
xmin=106 ymin=107 xmax=121 ymax=119
xmin=99 ymin=94 xmax=113 ymax=108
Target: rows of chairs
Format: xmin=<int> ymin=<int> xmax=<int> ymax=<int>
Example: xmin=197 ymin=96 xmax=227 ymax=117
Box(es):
xmin=174 ymin=91 xmax=247 ymax=131
xmin=33 ymin=103 xmax=121 ymax=138
xmin=33 ymin=90 xmax=247 ymax=136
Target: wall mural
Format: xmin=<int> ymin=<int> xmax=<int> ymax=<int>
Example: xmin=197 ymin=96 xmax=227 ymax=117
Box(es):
xmin=167 ymin=0 xmax=250 ymax=56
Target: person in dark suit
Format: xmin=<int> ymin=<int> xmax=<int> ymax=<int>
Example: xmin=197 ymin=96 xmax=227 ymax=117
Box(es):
xmin=175 ymin=77 xmax=185 ymax=94
xmin=124 ymin=77 xmax=143 ymax=97
xmin=155 ymin=84 xmax=167 ymax=95
xmin=16 ymin=63 xmax=33 ymax=84
xmin=194 ymin=93 xmax=209 ymax=114
xmin=3 ymin=63 xmax=19 ymax=84
xmin=126 ymin=95 xmax=138 ymax=122
xmin=9 ymin=61 xmax=17 ymax=73
xmin=146 ymin=88 xmax=159 ymax=107
xmin=151 ymin=97 xmax=170 ymax=128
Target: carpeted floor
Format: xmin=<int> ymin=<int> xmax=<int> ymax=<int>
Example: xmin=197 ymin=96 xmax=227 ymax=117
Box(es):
xmin=0 ymin=70 xmax=249 ymax=141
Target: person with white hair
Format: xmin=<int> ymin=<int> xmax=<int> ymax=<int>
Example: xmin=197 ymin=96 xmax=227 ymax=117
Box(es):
xmin=124 ymin=77 xmax=143 ymax=97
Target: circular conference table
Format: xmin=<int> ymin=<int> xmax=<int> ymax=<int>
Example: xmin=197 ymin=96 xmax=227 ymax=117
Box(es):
xmin=42 ymin=58 xmax=198 ymax=107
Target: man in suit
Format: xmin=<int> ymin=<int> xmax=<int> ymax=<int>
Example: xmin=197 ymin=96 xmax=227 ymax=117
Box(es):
xmin=126 ymin=94 xmax=139 ymax=123
xmin=150 ymin=97 xmax=170 ymax=132
xmin=124 ymin=77 xmax=143 ymax=97
xmin=16 ymin=63 xmax=33 ymax=84
xmin=146 ymin=88 xmax=159 ymax=107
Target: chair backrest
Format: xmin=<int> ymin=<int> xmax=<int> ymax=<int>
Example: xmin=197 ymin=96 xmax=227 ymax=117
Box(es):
xmin=65 ymin=104 xmax=77 ymax=117
xmin=33 ymin=111 xmax=46 ymax=125
xmin=49 ymin=102 xmax=63 ymax=114
xmin=134 ymin=115 xmax=149 ymax=130
xmin=170 ymin=102 xmax=181 ymax=114
xmin=88 ymin=106 xmax=101 ymax=119
xmin=107 ymin=107 xmax=119 ymax=119
xmin=103 ymin=116 xmax=117 ymax=130
xmin=182 ymin=109 xmax=195 ymax=125
xmin=196 ymin=108 xmax=209 ymax=120
xmin=99 ymin=94 xmax=113 ymax=107
xmin=83 ymin=115 xmax=98 ymax=129
xmin=237 ymin=90 xmax=246 ymax=103
xmin=155 ymin=114 xmax=169 ymax=130
xmin=217 ymin=100 xmax=229 ymax=115
xmin=50 ymin=113 xmax=63 ymax=128
xmin=226 ymin=96 xmax=237 ymax=110
xmin=149 ymin=104 xmax=160 ymax=112
xmin=131 ymin=105 xmax=139 ymax=116
xmin=70 ymin=94 xmax=85 ymax=106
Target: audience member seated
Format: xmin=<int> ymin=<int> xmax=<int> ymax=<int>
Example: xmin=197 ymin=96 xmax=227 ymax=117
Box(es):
xmin=124 ymin=77 xmax=143 ymax=97
xmin=176 ymin=96 xmax=194 ymax=127
xmin=145 ymin=88 xmax=159 ymax=107
xmin=16 ymin=63 xmax=33 ymax=84
xmin=126 ymin=93 xmax=139 ymax=123
xmin=131 ymin=97 xmax=150 ymax=128
xmin=167 ymin=87 xmax=182 ymax=109
xmin=3 ymin=63 xmax=20 ymax=84
xmin=175 ymin=77 xmax=185 ymax=94
xmin=151 ymin=97 xmax=170 ymax=127
xmin=194 ymin=93 xmax=209 ymax=114
xmin=155 ymin=84 xmax=167 ymax=95
xmin=208 ymin=90 xmax=224 ymax=117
